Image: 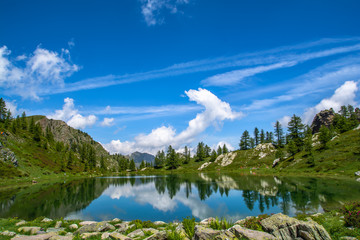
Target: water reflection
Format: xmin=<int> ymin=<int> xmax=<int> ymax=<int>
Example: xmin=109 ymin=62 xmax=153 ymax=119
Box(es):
xmin=0 ymin=174 xmax=359 ymax=221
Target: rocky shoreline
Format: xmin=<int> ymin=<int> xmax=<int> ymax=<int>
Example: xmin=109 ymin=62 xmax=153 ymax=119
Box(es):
xmin=0 ymin=212 xmax=357 ymax=240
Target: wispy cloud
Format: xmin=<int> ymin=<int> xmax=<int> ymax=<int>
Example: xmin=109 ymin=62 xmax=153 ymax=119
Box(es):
xmin=48 ymin=37 xmax=360 ymax=94
xmin=242 ymin=55 xmax=360 ymax=111
xmin=140 ymin=0 xmax=190 ymax=26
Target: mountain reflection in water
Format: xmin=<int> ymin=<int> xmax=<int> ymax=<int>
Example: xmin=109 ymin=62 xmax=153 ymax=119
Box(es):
xmin=1 ymin=174 xmax=359 ymax=221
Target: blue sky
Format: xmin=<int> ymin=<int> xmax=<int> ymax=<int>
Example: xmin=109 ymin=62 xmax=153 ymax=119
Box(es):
xmin=1 ymin=0 xmax=360 ymax=155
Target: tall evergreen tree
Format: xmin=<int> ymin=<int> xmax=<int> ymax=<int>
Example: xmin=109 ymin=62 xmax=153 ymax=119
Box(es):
xmin=260 ymin=129 xmax=265 ymax=144
xmin=210 ymin=149 xmax=217 ymax=162
xmin=274 ymin=121 xmax=284 ymax=147
xmin=217 ymin=145 xmax=222 ymax=156
xmin=195 ymin=142 xmax=205 ymax=162
xmin=129 ymin=159 xmax=136 ymax=171
xmin=287 ymin=114 xmax=305 ymax=152
xmin=0 ymin=98 xmax=6 ymax=122
xmin=222 ymin=144 xmax=228 ymax=154
xmin=166 ymin=145 xmax=179 ymax=169
xmin=240 ymin=130 xmax=251 ymax=150
xmin=183 ymin=146 xmax=191 ymax=164
xmin=254 ymin=127 xmax=259 ymax=146
xmin=154 ymin=150 xmax=166 ymax=168
xmin=21 ymin=112 xmax=27 ymax=130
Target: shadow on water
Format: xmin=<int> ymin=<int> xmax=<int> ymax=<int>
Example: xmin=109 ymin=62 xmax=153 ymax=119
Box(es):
xmin=1 ymin=174 xmax=360 ymax=221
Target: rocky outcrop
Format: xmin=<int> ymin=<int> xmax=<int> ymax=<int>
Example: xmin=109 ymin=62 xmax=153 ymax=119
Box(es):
xmin=193 ymin=225 xmax=221 ymax=240
xmin=260 ymin=213 xmax=331 ymax=240
xmin=215 ymin=152 xmax=237 ymax=167
xmin=254 ymin=143 xmax=275 ymax=159
xmin=0 ymin=144 xmax=18 ymax=167
xmin=311 ymin=109 xmax=335 ymax=134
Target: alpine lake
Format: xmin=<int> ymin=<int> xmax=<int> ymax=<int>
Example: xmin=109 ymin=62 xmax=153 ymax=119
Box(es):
xmin=1 ymin=174 xmax=360 ymax=222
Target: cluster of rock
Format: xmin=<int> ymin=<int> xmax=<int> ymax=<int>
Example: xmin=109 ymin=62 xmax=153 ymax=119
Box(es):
xmin=0 ymin=142 xmax=18 ymax=167
xmin=198 ymin=152 xmax=238 ymax=170
xmin=0 ymin=213 xmax=339 ymax=240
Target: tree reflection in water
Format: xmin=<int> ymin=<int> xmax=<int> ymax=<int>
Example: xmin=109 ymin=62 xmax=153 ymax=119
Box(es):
xmin=0 ymin=174 xmax=359 ymax=221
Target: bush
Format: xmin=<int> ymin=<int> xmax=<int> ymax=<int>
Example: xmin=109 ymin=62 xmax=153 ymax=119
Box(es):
xmin=209 ymin=217 xmax=232 ymax=230
xmin=342 ymin=201 xmax=360 ymax=228
xmin=243 ymin=214 xmax=270 ymax=231
xmin=182 ymin=217 xmax=195 ymax=239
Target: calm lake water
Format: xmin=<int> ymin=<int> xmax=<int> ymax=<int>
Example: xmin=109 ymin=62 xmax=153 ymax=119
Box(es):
xmin=1 ymin=174 xmax=360 ymax=222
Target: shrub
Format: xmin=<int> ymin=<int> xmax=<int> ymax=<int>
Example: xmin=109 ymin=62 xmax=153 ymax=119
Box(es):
xmin=243 ymin=214 xmax=270 ymax=231
xmin=342 ymin=201 xmax=360 ymax=228
xmin=209 ymin=217 xmax=232 ymax=230
xmin=182 ymin=217 xmax=195 ymax=239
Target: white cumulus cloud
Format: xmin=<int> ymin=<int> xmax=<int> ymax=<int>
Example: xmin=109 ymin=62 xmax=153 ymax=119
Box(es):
xmin=47 ymin=98 xmax=97 ymax=129
xmin=0 ymin=45 xmax=78 ymax=100
xmin=103 ymin=88 xmax=242 ymax=155
xmin=303 ymin=81 xmax=359 ymax=124
xmin=101 ymin=117 xmax=115 ymax=127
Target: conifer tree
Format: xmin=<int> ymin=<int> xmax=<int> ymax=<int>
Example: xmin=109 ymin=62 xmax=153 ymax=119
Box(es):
xmin=217 ymin=145 xmax=222 ymax=156
xmin=129 ymin=159 xmax=136 ymax=171
xmin=222 ymin=144 xmax=228 ymax=154
xmin=260 ymin=129 xmax=265 ymax=144
xmin=254 ymin=127 xmax=259 ymax=146
xmin=274 ymin=121 xmax=284 ymax=147
xmin=0 ymin=98 xmax=6 ymax=122
xmin=166 ymin=145 xmax=179 ymax=169
xmin=195 ymin=142 xmax=205 ymax=162
xmin=210 ymin=149 xmax=217 ymax=162
xmin=240 ymin=130 xmax=251 ymax=150
xmin=21 ymin=112 xmax=27 ymax=130
xmin=154 ymin=150 xmax=166 ymax=168
xmin=183 ymin=146 xmax=191 ymax=164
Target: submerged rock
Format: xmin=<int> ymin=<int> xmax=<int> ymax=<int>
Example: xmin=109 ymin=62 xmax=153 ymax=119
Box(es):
xmin=260 ymin=213 xmax=331 ymax=240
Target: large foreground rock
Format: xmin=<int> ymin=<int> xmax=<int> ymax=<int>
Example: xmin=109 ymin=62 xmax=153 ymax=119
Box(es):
xmin=193 ymin=225 xmax=221 ymax=240
xmin=260 ymin=213 xmax=331 ymax=240
xmin=11 ymin=232 xmax=57 ymax=240
xmin=229 ymin=225 xmax=275 ymax=239
xmin=74 ymin=221 xmax=115 ymax=234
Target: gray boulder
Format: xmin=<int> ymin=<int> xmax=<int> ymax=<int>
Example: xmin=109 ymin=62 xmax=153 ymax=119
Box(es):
xmin=193 ymin=225 xmax=221 ymax=240
xmin=144 ymin=231 xmax=167 ymax=240
xmin=260 ymin=213 xmax=331 ymax=240
xmin=127 ymin=229 xmax=144 ymax=238
xmin=18 ymin=226 xmax=42 ymax=235
xmin=355 ymin=171 xmax=360 ymax=176
xmin=74 ymin=221 xmax=115 ymax=234
xmin=109 ymin=232 xmax=133 ymax=239
xmin=229 ymin=225 xmax=275 ymax=239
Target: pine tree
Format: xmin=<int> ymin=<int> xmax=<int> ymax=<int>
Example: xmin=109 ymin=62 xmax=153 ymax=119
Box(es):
xmin=0 ymin=98 xmax=6 ymax=122
xmin=204 ymin=145 xmax=211 ymax=158
xmin=319 ymin=125 xmax=332 ymax=149
xmin=129 ymin=159 xmax=136 ymax=171
xmin=166 ymin=145 xmax=179 ymax=169
xmin=21 ymin=112 xmax=27 ymax=130
xmin=67 ymin=151 xmax=73 ymax=169
xmin=195 ymin=142 xmax=205 ymax=162
xmin=4 ymin=110 xmax=12 ymax=128
xmin=260 ymin=129 xmax=265 ymax=144
xmin=183 ymin=146 xmax=191 ymax=164
xmin=287 ymin=114 xmax=305 ymax=152
xmin=154 ymin=150 xmax=166 ymax=168
xmin=29 ymin=117 xmax=35 ymax=133
xmin=100 ymin=155 xmax=106 ymax=171
xmin=139 ymin=160 xmax=145 ymax=169
xmin=274 ymin=121 xmax=284 ymax=147
xmin=222 ymin=144 xmax=228 ymax=154
xmin=210 ymin=149 xmax=217 ymax=162
xmin=254 ymin=127 xmax=259 ymax=146
xmin=287 ymin=140 xmax=297 ymax=157
xmin=217 ymin=145 xmax=222 ymax=156
xmin=33 ymin=123 xmax=42 ymax=142
xmin=240 ymin=130 xmax=251 ymax=150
